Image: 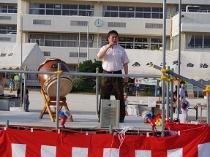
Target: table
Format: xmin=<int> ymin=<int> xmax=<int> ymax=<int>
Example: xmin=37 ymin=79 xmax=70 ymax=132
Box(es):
xmin=0 ymin=95 xmax=20 ymax=111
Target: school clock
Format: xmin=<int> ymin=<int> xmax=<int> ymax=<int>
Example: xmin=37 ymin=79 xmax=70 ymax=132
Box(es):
xmin=95 ymin=19 xmax=103 ymax=27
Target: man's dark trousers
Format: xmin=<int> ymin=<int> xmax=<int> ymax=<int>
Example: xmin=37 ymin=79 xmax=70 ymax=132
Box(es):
xmin=100 ymin=70 xmax=125 ymax=122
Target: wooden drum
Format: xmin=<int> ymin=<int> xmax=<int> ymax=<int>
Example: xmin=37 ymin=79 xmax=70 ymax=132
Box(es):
xmin=38 ymin=59 xmax=73 ymax=97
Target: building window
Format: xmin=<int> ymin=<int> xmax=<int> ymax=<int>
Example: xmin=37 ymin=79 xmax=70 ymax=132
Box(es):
xmin=69 ymin=52 xmax=78 ymax=57
xmin=151 ymin=38 xmax=162 ymax=50
xmin=7 ymin=4 xmax=17 ymax=13
xmin=29 ymin=3 xmax=45 ymax=14
xmin=103 ymin=6 xmax=118 ymax=17
xmin=108 ymin=22 xmax=126 ymax=28
xmin=134 ymin=38 xmax=148 ymax=49
xmin=79 ymin=52 xmax=87 ymax=58
xmin=33 ymin=19 xmax=51 ymax=25
xmin=119 ymin=7 xmax=135 ymax=18
xmin=46 ymin=4 xmax=61 ymax=15
xmin=0 ymin=3 xmax=17 ymax=13
xmin=71 ymin=21 xmax=88 ymax=26
xmin=151 ymin=7 xmax=163 ymax=18
xmin=69 ymin=52 xmax=87 ymax=58
xmin=102 ymin=36 xmax=162 ymax=50
xmin=182 ymin=5 xmax=210 ymax=13
xmin=0 ymin=25 xmax=16 ymax=34
xmin=29 ymin=33 xmax=94 ymax=48
xmin=0 ymin=37 xmax=10 ymax=41
xmin=204 ymin=36 xmax=210 ymax=48
xmin=187 ymin=34 xmax=210 ymax=49
xmin=104 ymin=6 xmax=163 ymax=19
xmin=29 ymin=3 xmax=94 ymax=16
xmin=43 ymin=51 xmax=51 ymax=56
xmin=145 ymin=23 xmax=163 ymax=29
xmin=62 ymin=4 xmax=78 ymax=16
xmin=119 ymin=37 xmax=134 ymax=49
xmin=79 ymin=5 xmax=93 ymax=16
xmin=0 ymin=16 xmax=11 ymax=20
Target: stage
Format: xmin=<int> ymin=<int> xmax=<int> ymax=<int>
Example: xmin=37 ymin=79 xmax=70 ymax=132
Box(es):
xmin=0 ymin=90 xmax=206 ymax=130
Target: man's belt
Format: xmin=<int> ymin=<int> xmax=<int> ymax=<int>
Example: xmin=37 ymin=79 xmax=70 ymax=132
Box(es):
xmin=103 ymin=70 xmax=122 ymax=74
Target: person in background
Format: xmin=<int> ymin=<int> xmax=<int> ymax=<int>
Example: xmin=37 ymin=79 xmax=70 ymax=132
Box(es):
xmin=179 ymin=83 xmax=186 ymax=100
xmin=24 ymin=89 xmax=30 ymax=112
xmin=14 ymin=74 xmax=20 ymax=90
xmin=179 ymin=83 xmax=189 ymax=123
xmin=172 ymin=86 xmax=178 ymax=113
xmin=135 ymin=79 xmax=140 ymax=96
xmin=8 ymin=78 xmax=14 ymax=93
xmin=0 ymin=74 xmax=5 ymax=96
xmin=97 ymin=30 xmax=129 ymax=123
xmin=17 ymin=83 xmax=30 ymax=112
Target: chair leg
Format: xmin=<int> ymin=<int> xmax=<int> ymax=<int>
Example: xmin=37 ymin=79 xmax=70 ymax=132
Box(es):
xmin=63 ymin=102 xmax=70 ymax=111
xmin=45 ymin=101 xmax=55 ymax=122
xmin=40 ymin=106 xmax=47 ymax=119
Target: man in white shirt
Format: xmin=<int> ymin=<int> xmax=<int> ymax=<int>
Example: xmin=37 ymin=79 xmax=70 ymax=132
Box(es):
xmin=97 ymin=30 xmax=129 ymax=122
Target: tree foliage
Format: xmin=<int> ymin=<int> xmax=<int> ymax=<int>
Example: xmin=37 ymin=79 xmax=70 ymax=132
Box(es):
xmin=72 ymin=60 xmax=102 ymax=92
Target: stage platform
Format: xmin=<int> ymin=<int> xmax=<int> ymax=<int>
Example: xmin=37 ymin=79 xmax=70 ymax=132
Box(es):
xmin=0 ymin=90 xmax=207 ymax=130
xmin=0 ymin=110 xmax=155 ymax=130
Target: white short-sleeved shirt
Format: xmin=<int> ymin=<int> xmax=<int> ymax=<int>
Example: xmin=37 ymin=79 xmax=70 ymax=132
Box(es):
xmin=98 ymin=44 xmax=129 ymax=72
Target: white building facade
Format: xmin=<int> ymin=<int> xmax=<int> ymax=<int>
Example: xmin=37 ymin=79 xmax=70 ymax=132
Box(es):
xmin=1 ymin=0 xmax=210 ymax=71
xmin=0 ymin=0 xmax=17 ymax=42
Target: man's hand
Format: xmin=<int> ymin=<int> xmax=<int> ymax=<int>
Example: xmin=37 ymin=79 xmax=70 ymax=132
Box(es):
xmin=97 ymin=43 xmax=114 ymax=59
xmin=108 ymin=42 xmax=116 ymax=48
xmin=123 ymin=64 xmax=128 ymax=83
xmin=124 ymin=76 xmax=128 ymax=83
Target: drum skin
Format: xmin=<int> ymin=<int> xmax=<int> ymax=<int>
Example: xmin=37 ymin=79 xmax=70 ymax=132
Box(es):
xmin=38 ymin=59 xmax=73 ymax=97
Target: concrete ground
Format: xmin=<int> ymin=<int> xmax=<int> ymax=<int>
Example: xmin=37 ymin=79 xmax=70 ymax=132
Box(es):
xmin=0 ymin=90 xmax=207 ymax=130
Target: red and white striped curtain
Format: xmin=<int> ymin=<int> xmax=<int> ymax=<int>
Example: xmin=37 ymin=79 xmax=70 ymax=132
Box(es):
xmin=0 ymin=124 xmax=210 ymax=157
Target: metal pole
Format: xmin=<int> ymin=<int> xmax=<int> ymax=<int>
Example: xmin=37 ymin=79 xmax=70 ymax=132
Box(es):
xmin=178 ymin=0 xmax=182 ymax=75
xmin=20 ymin=15 xmax=23 ymax=108
xmin=176 ymin=81 xmax=180 ymax=120
xmin=78 ymin=32 xmax=80 ymax=67
xmin=6 ymin=120 xmax=9 ymax=128
xmin=161 ymin=0 xmax=167 ymax=136
xmin=166 ymin=78 xmax=170 ymax=120
xmin=0 ymin=69 xmax=161 ymax=78
xmin=96 ymin=68 xmax=99 ymax=116
xmin=170 ymin=70 xmax=174 ymax=122
xmin=161 ymin=82 xmax=166 ymax=136
xmin=20 ymin=15 xmax=23 ymax=71
xmin=207 ymin=92 xmax=210 ymax=124
xmin=56 ymin=63 xmax=61 ymax=129
xmin=176 ymin=0 xmax=182 ymax=120
xmin=87 ymin=21 xmax=89 ymax=60
xmin=23 ymin=66 xmax=26 ymax=111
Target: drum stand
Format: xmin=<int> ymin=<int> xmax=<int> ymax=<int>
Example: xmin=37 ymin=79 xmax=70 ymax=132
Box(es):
xmin=39 ymin=88 xmax=69 ymax=122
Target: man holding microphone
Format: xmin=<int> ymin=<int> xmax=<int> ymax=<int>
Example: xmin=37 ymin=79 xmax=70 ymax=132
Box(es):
xmin=97 ymin=30 xmax=129 ymax=123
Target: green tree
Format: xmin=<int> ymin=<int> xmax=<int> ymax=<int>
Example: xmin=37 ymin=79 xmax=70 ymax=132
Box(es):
xmin=72 ymin=60 xmax=102 ymax=92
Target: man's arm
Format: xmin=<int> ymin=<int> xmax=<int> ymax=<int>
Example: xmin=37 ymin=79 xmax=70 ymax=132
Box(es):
xmin=97 ymin=43 xmax=113 ymax=59
xmin=123 ymin=63 xmax=128 ymax=82
xmin=124 ymin=63 xmax=128 ymax=75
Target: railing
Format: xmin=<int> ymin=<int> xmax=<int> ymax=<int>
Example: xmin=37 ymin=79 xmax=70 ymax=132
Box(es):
xmin=0 ymin=67 xmax=208 ymax=133
xmin=0 ymin=68 xmax=160 ymax=128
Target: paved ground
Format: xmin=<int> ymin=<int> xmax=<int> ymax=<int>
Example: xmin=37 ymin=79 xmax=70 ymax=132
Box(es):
xmin=0 ymin=90 xmax=207 ymax=130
